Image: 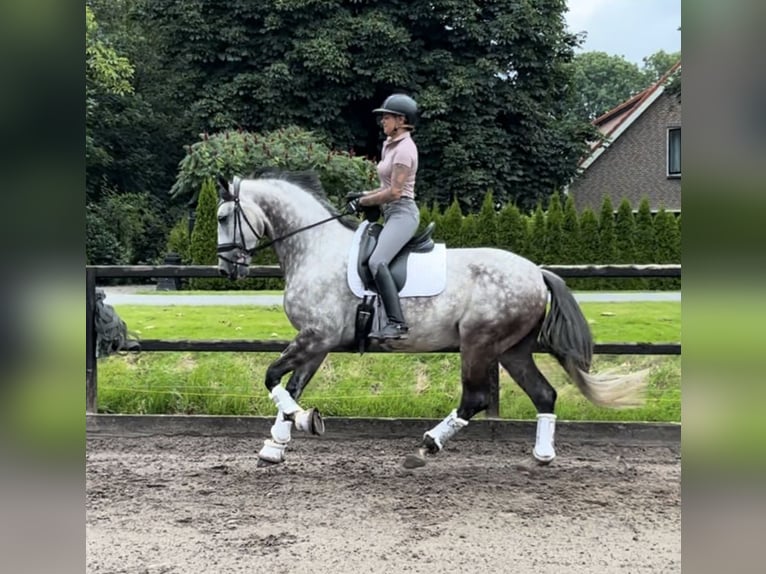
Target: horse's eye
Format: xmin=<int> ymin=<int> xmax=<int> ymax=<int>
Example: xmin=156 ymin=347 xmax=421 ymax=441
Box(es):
xmin=217 ymin=214 xmax=227 ymax=223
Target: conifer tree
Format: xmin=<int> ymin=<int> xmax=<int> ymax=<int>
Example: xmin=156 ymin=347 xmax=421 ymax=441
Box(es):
xmin=615 ymin=199 xmax=637 ymax=289
xmin=439 ymin=198 xmax=463 ymax=247
xmin=652 ymin=207 xmax=681 ymax=290
xmin=598 ymin=196 xmax=618 ymax=289
xmin=562 ymin=194 xmax=581 ymax=263
xmin=496 ymin=202 xmax=527 ymax=256
xmin=634 ymin=198 xmax=655 ymax=290
xmin=429 ymin=202 xmax=442 ymax=232
xmin=527 ymin=203 xmax=547 ymax=263
xmin=579 ymin=208 xmax=600 ymax=290
xmin=475 ymin=192 xmax=498 ymax=247
xmin=462 ymin=214 xmax=480 ymax=248
xmin=190 ymin=179 xmax=223 ymax=289
xmin=545 ymin=193 xmax=565 ymax=264
xmin=419 ymin=204 xmax=432 ymax=232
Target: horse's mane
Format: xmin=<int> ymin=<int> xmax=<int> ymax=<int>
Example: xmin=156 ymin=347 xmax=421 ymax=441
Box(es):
xmin=253 ymin=168 xmax=359 ymax=231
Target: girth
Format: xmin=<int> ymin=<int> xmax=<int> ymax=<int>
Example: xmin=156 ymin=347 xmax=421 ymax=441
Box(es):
xmin=357 ymin=221 xmax=436 ymax=291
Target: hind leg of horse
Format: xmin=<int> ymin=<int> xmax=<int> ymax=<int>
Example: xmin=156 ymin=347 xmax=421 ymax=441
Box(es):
xmin=403 ymin=347 xmax=493 ymax=468
xmin=499 ymin=336 xmax=559 ymax=464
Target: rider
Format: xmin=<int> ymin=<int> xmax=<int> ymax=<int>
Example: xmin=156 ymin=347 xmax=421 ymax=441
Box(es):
xmin=346 ymin=94 xmax=420 ymax=340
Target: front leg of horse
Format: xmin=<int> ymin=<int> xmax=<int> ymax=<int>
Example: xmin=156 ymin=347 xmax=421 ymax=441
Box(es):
xmin=258 ymin=345 xmax=328 ymax=465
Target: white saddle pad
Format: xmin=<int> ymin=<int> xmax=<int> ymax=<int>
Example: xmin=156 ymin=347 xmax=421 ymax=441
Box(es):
xmin=347 ymin=221 xmax=447 ymax=298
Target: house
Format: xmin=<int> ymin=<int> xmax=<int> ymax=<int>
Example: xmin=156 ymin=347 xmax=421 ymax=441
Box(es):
xmin=567 ymin=61 xmax=681 ymax=213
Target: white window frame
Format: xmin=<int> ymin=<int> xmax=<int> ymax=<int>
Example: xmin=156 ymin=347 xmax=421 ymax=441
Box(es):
xmin=667 ymin=127 xmax=681 ymax=178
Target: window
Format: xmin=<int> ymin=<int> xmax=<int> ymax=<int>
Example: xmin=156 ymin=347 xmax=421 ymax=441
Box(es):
xmin=667 ymin=127 xmax=681 ymax=177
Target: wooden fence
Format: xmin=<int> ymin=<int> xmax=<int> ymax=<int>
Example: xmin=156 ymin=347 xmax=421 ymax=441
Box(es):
xmin=85 ymin=264 xmax=681 ymax=415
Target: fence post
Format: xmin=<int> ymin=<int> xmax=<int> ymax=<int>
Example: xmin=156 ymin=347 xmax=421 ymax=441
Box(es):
xmin=487 ymin=361 xmax=500 ymax=417
xmin=86 ymin=267 xmax=98 ymax=413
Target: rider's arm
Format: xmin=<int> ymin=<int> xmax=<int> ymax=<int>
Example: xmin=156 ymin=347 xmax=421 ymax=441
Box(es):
xmin=360 ymin=163 xmax=411 ymax=206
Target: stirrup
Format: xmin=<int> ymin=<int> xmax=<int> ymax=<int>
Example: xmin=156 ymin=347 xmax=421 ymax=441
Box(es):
xmin=369 ymin=322 xmax=409 ymax=340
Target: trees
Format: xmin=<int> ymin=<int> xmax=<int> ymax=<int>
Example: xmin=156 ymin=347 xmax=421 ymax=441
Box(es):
xmin=642 ymin=50 xmax=681 ymax=83
xmin=544 ymin=193 xmax=565 ymax=264
xmin=569 ymin=52 xmax=647 ymax=120
xmin=139 ymin=0 xmax=590 ymax=212
xmin=86 ymin=5 xmax=135 ymax=182
xmin=496 ymin=202 xmax=527 ymax=257
xmin=561 ymin=194 xmax=582 ymax=263
xmin=569 ymin=50 xmax=681 ymax=121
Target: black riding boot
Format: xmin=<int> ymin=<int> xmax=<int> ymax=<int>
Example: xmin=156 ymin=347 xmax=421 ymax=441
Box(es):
xmin=369 ymin=263 xmax=409 ymax=340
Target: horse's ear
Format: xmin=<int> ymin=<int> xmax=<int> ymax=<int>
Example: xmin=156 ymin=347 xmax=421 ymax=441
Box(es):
xmin=217 ymin=176 xmax=233 ymax=201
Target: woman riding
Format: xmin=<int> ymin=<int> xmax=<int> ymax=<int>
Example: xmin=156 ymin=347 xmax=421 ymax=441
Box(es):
xmin=346 ymin=93 xmax=420 ymax=340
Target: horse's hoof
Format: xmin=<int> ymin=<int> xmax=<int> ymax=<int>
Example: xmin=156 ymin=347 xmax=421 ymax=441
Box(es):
xmin=257 ymin=457 xmax=283 ymax=468
xmin=533 ymin=449 xmax=556 ymax=466
xmin=403 ymin=453 xmax=427 ymax=469
xmin=309 ymin=408 xmax=325 ymax=436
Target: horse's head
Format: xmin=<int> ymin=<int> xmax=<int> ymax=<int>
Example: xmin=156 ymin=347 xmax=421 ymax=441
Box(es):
xmin=216 ymin=177 xmax=267 ymax=280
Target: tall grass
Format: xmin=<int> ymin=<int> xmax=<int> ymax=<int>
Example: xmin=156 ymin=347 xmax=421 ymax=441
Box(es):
xmin=98 ymin=302 xmax=681 ymax=421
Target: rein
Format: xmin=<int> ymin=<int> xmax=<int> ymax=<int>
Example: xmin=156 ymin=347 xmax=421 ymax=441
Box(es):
xmin=216 ymin=195 xmax=346 ymax=265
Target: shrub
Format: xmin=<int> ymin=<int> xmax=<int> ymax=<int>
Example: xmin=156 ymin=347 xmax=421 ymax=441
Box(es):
xmin=165 ymin=217 xmax=191 ymax=264
xmin=171 ymin=126 xmax=377 ymax=205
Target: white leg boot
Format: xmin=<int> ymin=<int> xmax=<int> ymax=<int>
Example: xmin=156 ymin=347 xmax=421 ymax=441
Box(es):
xmin=259 ymin=410 xmax=292 ymax=463
xmin=268 ymin=385 xmax=325 ymax=435
xmin=424 ymin=409 xmax=469 ymax=451
xmin=533 ymin=413 xmax=557 ymax=464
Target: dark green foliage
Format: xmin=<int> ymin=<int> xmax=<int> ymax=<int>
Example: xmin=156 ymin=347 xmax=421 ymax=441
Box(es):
xmin=189 ymin=180 xmax=223 ymax=290
xmin=164 ymin=218 xmax=191 ymax=264
xmin=86 ymin=191 xmax=167 ymax=265
xmin=578 ymin=208 xmax=600 ymax=290
xmin=474 ymin=192 xmax=498 ymax=247
xmin=615 ymin=199 xmax=637 ymax=289
xmin=544 ymin=193 xmax=565 ymax=264
xmin=438 ymin=199 xmax=463 ymax=247
xmin=526 ymin=204 xmax=547 ymax=264
xmin=139 ymin=0 xmax=590 ymax=212
xmin=634 ymin=198 xmax=655 ymax=290
xmin=418 ymin=204 xmax=432 ymax=232
xmin=652 ymin=208 xmax=681 ymax=290
xmin=561 ymin=194 xmax=581 ymax=262
xmin=597 ymin=197 xmax=618 ymax=289
xmin=86 ymin=206 xmax=126 ymax=265
xmin=173 ymin=127 xmax=377 ymax=206
xmin=461 ymin=214 xmax=480 ymax=248
xmin=496 ymin=202 xmax=528 ymax=257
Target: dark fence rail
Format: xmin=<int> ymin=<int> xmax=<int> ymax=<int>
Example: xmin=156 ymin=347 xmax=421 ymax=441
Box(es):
xmin=86 ymin=264 xmax=681 ymax=415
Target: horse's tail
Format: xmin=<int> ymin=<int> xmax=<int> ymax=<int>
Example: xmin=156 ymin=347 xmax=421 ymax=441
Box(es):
xmin=539 ymin=269 xmax=648 ymax=408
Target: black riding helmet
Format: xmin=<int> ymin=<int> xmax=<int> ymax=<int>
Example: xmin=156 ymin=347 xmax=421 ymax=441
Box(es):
xmin=373 ymin=94 xmax=418 ymax=127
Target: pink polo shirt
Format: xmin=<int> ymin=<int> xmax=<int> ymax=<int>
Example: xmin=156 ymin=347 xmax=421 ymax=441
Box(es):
xmin=377 ymin=131 xmax=418 ymax=199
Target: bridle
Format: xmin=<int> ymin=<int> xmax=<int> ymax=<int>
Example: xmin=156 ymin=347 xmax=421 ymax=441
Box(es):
xmin=216 ymin=178 xmax=347 ymax=266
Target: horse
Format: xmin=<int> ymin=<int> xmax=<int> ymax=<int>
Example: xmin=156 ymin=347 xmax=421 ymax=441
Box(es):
xmin=215 ymin=171 xmax=648 ymax=468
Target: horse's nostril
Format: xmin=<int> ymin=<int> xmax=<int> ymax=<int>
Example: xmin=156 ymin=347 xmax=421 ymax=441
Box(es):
xmin=218 ymin=268 xmax=228 ymax=277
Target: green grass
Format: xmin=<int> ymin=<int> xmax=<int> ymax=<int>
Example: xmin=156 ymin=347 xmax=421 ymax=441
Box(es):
xmin=98 ymin=302 xmax=681 ymax=421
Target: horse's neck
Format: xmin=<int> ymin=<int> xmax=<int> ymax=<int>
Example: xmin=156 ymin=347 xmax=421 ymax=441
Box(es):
xmin=247 ymin=181 xmax=351 ymax=284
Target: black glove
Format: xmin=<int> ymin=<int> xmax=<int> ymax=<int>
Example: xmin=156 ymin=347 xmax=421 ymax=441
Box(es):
xmin=345 ymin=198 xmax=361 ymax=215
xmin=345 ymin=191 xmax=365 ymax=202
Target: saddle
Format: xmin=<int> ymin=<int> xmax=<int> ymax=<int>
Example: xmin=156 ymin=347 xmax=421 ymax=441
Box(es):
xmin=353 ymin=221 xmax=436 ymax=353
xmin=356 ymin=221 xmax=436 ymax=292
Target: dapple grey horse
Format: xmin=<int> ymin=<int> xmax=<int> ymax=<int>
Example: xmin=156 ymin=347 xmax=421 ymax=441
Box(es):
xmin=216 ymin=171 xmax=647 ymax=467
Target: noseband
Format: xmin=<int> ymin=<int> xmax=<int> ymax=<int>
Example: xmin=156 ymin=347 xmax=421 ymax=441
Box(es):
xmin=216 ymin=195 xmax=264 ymax=265
xmin=216 ymin=178 xmax=348 ymax=266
